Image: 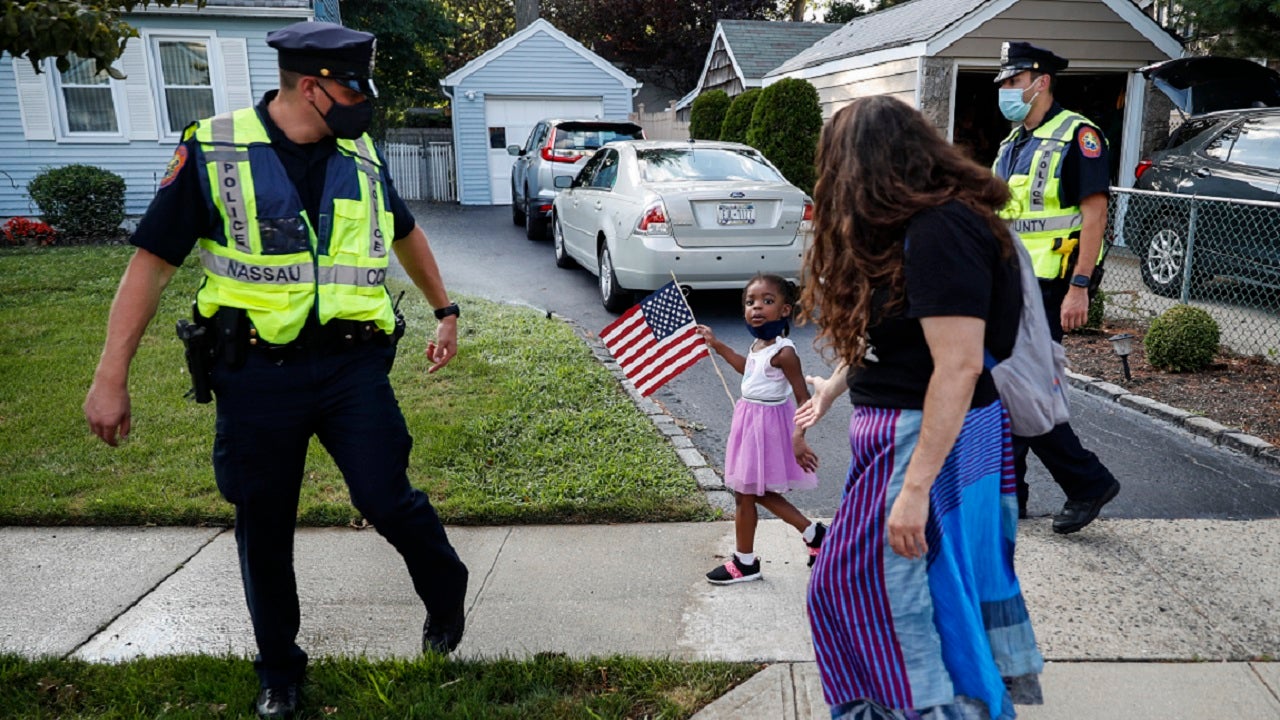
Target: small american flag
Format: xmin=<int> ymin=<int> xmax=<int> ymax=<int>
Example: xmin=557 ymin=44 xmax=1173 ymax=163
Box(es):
xmin=600 ymin=282 xmax=709 ymax=397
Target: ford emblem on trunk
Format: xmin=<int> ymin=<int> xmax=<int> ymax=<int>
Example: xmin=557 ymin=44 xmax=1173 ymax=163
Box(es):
xmin=730 ymin=191 xmax=745 ymax=199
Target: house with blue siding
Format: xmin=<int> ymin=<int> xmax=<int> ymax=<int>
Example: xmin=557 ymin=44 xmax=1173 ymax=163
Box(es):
xmin=440 ymin=19 xmax=640 ymax=206
xmin=1 ymin=0 xmax=318 ymax=219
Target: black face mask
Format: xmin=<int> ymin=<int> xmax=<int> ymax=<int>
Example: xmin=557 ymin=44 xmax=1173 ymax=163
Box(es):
xmin=745 ymin=318 xmax=789 ymax=340
xmin=312 ymin=83 xmax=373 ymax=140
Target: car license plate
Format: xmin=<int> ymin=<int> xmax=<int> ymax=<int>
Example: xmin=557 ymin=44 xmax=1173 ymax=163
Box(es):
xmin=718 ymin=203 xmax=755 ymax=225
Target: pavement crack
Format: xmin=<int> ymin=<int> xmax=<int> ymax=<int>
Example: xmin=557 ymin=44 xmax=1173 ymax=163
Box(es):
xmin=466 ymin=527 xmax=511 ymax=617
xmin=64 ymin=527 xmax=227 ymax=660
xmin=1248 ymin=663 xmax=1280 ymax=703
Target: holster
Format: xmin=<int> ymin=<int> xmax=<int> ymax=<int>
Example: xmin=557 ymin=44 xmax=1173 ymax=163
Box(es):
xmin=175 ymin=304 xmax=215 ymax=403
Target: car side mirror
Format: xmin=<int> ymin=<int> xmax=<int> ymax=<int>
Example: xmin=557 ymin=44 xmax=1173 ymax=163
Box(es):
xmin=507 ymin=145 xmax=523 ymax=156
xmin=553 ymin=175 xmax=573 ymax=189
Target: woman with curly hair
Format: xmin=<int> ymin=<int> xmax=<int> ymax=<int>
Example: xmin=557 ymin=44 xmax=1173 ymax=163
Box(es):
xmin=794 ymin=95 xmax=1044 ymax=719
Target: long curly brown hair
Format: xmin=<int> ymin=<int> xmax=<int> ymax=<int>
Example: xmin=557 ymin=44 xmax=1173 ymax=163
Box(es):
xmin=798 ymin=95 xmax=1014 ymax=368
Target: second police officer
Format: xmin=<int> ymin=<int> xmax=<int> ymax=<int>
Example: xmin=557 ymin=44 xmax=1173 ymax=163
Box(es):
xmin=991 ymin=41 xmax=1123 ymax=534
xmin=83 ymin=21 xmax=469 ymax=719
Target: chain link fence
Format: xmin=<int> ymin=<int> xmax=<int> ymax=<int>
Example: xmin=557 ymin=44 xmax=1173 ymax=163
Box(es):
xmin=1101 ymin=187 xmax=1280 ymax=360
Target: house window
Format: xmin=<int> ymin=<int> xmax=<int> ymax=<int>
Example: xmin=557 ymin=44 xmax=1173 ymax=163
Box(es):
xmin=53 ymin=54 xmax=122 ymax=136
xmin=152 ymin=37 xmax=216 ymax=134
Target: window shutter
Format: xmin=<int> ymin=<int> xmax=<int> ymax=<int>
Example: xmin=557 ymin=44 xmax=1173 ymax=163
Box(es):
xmin=12 ymin=58 xmax=54 ymax=141
xmin=119 ymin=40 xmax=158 ymax=140
xmin=219 ymin=37 xmax=253 ymax=111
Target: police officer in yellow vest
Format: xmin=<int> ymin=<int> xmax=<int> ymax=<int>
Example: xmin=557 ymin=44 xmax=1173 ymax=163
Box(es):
xmin=83 ymin=22 xmax=468 ymax=719
xmin=992 ymin=41 xmax=1121 ymax=535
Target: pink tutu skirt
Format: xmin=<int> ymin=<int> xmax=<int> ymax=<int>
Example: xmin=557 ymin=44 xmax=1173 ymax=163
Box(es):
xmin=723 ymin=397 xmax=819 ymax=495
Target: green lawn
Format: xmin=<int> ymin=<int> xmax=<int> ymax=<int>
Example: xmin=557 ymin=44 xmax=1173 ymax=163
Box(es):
xmin=0 ymin=246 xmax=746 ymax=718
xmin=0 ymin=653 xmax=759 ymax=719
xmin=0 ymin=245 xmax=713 ymax=526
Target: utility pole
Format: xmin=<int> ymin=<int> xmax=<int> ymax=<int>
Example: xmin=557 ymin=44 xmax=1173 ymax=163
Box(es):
xmin=515 ymin=0 xmax=539 ymax=30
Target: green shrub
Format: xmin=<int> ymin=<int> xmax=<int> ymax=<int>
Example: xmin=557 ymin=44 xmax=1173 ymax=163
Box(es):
xmin=27 ymin=164 xmax=126 ymax=239
xmin=689 ymin=90 xmax=731 ymax=141
xmin=1083 ymin=289 xmax=1107 ymax=331
xmin=1145 ymin=304 xmax=1220 ymax=372
xmin=718 ymin=88 xmax=761 ymax=144
xmin=746 ymin=78 xmax=823 ymax=194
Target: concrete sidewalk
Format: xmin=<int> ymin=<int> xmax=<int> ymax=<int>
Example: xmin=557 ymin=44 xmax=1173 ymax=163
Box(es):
xmin=3 ymin=518 xmax=1279 ymax=717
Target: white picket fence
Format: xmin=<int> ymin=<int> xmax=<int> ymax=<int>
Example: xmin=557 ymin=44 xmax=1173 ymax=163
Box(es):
xmin=383 ymin=141 xmax=456 ymax=202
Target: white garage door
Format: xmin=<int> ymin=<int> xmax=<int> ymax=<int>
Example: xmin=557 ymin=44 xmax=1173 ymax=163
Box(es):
xmin=485 ymin=96 xmax=604 ymax=205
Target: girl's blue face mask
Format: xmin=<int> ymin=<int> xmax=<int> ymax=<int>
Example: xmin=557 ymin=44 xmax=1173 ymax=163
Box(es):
xmin=746 ymin=318 xmax=790 ymax=340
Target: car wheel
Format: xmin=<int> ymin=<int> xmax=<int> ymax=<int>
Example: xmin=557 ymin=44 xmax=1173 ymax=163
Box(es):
xmin=525 ymin=198 xmax=545 ymax=241
xmin=512 ymin=183 xmax=526 ymax=226
xmin=553 ymin=215 xmax=577 ymax=269
xmin=598 ymin=244 xmax=630 ymax=312
xmin=1139 ymin=215 xmax=1207 ymax=299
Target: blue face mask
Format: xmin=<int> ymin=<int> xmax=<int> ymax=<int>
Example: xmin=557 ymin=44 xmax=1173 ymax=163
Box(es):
xmin=998 ymin=87 xmax=1035 ymax=122
xmin=746 ymin=318 xmax=789 ymax=340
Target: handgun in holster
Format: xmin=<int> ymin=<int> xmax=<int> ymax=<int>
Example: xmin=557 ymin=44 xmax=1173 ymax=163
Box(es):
xmin=176 ymin=305 xmax=215 ymax=404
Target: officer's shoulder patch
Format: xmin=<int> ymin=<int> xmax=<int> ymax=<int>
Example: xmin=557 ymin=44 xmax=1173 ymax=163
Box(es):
xmin=1078 ymin=127 xmax=1103 ymax=159
xmin=160 ymin=144 xmax=188 ymax=189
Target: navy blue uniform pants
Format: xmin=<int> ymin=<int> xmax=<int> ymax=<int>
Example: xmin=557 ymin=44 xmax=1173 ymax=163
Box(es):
xmin=1013 ymin=279 xmax=1117 ymax=513
xmin=211 ymin=342 xmax=468 ymax=688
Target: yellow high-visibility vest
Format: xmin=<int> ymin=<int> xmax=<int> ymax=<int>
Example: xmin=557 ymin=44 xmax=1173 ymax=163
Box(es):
xmin=190 ymin=107 xmax=395 ymax=344
xmin=994 ymin=110 xmax=1093 ymax=280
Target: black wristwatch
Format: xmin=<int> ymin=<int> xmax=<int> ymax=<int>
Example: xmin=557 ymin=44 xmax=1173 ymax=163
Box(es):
xmin=1069 ymin=274 xmax=1091 ymax=289
xmin=433 ymin=302 xmax=460 ymax=320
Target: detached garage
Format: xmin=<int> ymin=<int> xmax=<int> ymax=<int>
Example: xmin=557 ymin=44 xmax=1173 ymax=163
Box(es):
xmin=440 ymin=19 xmax=640 ymax=205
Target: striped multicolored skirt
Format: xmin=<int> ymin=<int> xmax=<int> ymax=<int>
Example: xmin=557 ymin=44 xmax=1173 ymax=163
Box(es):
xmin=808 ymin=400 xmax=1043 ymax=720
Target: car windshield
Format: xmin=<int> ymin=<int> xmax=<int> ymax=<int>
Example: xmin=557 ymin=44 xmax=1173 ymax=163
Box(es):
xmin=553 ymin=125 xmax=644 ymax=151
xmin=637 ymin=148 xmax=785 ymax=183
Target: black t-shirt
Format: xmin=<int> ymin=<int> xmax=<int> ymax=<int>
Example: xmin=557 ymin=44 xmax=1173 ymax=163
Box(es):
xmin=998 ymin=103 xmax=1111 ymax=207
xmin=848 ymin=200 xmax=1022 ymax=410
xmin=131 ymin=91 xmax=416 ymax=267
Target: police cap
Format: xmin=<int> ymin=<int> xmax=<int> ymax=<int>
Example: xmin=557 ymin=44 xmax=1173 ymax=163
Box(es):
xmin=994 ymin=41 xmax=1068 ymax=83
xmin=267 ymin=21 xmax=377 ymax=97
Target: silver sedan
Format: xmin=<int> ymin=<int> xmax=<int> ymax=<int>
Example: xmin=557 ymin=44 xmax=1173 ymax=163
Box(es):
xmin=551 ymin=140 xmax=813 ymax=311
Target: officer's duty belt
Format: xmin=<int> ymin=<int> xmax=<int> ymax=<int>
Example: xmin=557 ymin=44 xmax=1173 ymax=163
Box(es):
xmin=248 ymin=319 xmax=394 ymax=355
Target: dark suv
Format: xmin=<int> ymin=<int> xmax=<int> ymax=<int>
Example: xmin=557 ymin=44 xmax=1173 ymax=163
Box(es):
xmin=507 ymin=119 xmax=644 ymax=241
xmin=1124 ymin=57 xmax=1280 ymax=297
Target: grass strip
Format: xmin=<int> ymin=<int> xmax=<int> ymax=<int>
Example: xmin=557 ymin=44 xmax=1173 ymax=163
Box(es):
xmin=0 ymin=246 xmax=712 ymax=526
xmin=0 ymin=653 xmax=760 ymax=719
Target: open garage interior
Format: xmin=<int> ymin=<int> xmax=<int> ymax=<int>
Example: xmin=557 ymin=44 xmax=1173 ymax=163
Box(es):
xmin=953 ymin=69 xmax=1130 ymax=184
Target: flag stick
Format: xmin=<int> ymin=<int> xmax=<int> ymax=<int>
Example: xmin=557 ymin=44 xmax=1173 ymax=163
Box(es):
xmin=670 ymin=271 xmax=736 ymax=408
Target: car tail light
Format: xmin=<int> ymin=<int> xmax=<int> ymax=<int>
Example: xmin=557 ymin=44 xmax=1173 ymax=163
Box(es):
xmin=636 ymin=201 xmax=670 ymax=235
xmin=1135 ymin=159 xmax=1153 ymax=181
xmin=800 ymin=201 xmax=814 ymax=233
xmin=541 ymin=129 xmax=585 ymax=163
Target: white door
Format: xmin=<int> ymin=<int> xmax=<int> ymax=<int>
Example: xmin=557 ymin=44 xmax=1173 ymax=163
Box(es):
xmin=484 ymin=95 xmax=604 ymax=205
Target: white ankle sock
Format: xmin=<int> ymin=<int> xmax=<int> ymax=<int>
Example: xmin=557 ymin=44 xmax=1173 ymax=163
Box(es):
xmin=735 ymin=551 xmax=756 ymax=566
xmin=802 ymin=522 xmax=818 ymax=543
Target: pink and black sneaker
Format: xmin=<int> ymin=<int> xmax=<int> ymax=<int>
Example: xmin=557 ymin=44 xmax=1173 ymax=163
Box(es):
xmin=706 ymin=556 xmax=762 ymax=585
xmin=805 ymin=522 xmax=827 ymax=568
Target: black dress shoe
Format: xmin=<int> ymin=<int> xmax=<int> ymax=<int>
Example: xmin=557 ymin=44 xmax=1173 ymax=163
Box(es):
xmin=423 ymin=608 xmax=466 ymax=655
xmin=1052 ymin=480 xmax=1120 ymax=535
xmin=255 ymin=683 xmax=300 ymax=719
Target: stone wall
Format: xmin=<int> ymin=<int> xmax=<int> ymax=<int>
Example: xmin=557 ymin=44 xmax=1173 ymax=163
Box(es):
xmin=918 ymin=57 xmax=954 ymax=137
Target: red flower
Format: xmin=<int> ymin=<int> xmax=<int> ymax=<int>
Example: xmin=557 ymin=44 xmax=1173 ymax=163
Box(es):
xmin=3 ymin=217 xmax=57 ymax=246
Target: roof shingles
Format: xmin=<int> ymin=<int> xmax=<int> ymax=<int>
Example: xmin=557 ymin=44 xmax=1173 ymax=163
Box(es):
xmin=717 ymin=20 xmax=842 ymax=79
xmin=769 ymin=0 xmax=989 ymax=76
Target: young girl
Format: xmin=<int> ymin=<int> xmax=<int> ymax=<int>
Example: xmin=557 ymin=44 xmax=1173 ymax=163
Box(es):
xmin=698 ymin=273 xmax=825 ymax=585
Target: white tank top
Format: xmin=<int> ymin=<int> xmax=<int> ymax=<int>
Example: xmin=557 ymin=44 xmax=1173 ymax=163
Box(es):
xmin=740 ymin=337 xmax=795 ymax=404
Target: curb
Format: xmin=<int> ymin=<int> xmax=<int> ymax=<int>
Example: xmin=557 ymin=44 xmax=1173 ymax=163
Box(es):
xmin=1065 ymin=370 xmax=1280 ymax=470
xmin=560 ymin=314 xmax=731 ymax=513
